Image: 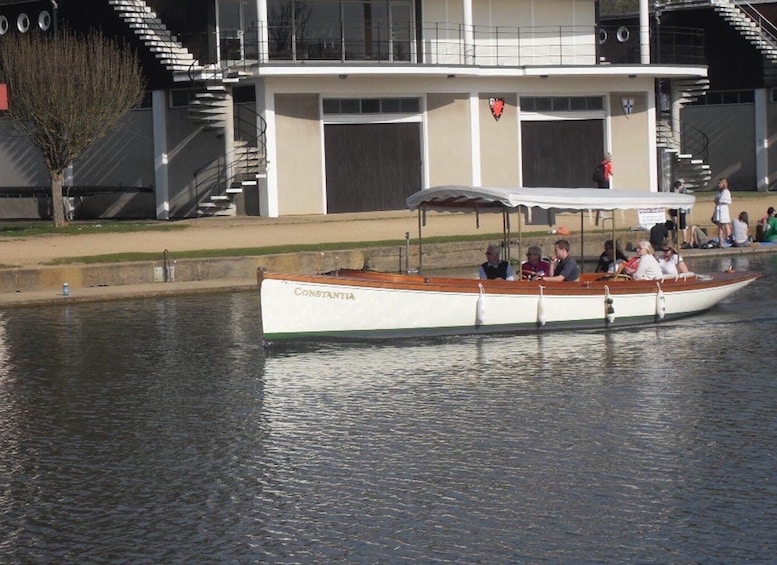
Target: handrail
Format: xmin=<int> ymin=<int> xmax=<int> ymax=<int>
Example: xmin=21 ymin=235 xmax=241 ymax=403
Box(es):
xmin=173 ymin=23 xmax=705 ymax=68
xmin=733 ymin=0 xmax=777 ymax=51
xmin=192 ymin=102 xmax=267 ymax=216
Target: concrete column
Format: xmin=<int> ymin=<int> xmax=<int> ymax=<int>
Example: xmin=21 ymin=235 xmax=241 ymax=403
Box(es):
xmin=152 ymin=90 xmax=170 ymax=220
xmin=469 ymin=92 xmax=481 ymax=186
xmin=639 ymin=0 xmax=649 ymax=64
xmin=256 ymin=0 xmax=269 ymax=63
xmin=259 ymin=84 xmax=279 ymax=217
xmin=755 ymin=88 xmax=769 ymax=191
xmin=463 ymin=0 xmax=474 ymax=65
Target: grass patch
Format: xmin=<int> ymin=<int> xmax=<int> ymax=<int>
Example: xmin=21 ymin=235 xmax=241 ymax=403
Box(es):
xmin=0 ymin=221 xmax=187 ymax=238
xmin=44 ymin=229 xmax=633 ymax=266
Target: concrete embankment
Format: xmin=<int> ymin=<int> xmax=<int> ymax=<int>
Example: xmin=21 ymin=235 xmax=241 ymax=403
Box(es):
xmin=1 ymin=230 xmax=773 ymax=308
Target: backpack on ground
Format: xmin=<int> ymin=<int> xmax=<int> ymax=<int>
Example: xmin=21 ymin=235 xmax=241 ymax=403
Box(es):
xmin=592 ymin=162 xmax=605 ymax=184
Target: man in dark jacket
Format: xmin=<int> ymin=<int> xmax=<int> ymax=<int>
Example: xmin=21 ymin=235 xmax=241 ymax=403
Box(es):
xmin=650 ymin=220 xmax=675 ymax=249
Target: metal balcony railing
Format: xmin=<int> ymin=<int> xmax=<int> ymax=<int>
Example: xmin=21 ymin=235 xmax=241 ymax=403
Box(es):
xmin=175 ymin=23 xmax=705 ymax=71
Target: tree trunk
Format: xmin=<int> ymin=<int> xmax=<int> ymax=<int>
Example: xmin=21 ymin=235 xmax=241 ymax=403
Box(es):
xmin=50 ymin=171 xmax=66 ymax=228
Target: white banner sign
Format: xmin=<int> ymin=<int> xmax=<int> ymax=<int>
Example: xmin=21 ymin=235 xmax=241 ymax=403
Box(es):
xmin=638 ymin=207 xmax=666 ymax=229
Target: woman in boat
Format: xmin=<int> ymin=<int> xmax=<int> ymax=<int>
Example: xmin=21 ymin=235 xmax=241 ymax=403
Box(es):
xmin=658 ymin=244 xmax=689 ymax=276
xmin=521 ymin=245 xmax=551 ymax=279
xmin=479 ymin=244 xmax=515 ymax=280
xmin=625 ymin=240 xmax=663 ymax=280
xmin=595 ymin=239 xmax=627 ymax=273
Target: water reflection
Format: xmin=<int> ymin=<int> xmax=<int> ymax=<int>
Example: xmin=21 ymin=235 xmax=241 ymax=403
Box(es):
xmin=0 ymin=255 xmax=775 ymax=562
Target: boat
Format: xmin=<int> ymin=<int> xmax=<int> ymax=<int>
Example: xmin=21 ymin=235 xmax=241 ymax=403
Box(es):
xmin=258 ymin=186 xmax=760 ymax=343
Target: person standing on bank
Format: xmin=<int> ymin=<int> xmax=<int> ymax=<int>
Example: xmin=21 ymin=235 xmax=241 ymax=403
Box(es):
xmin=594 ymin=152 xmax=614 ymax=189
xmin=542 ymin=239 xmax=580 ymax=282
xmin=713 ymin=177 xmax=733 ymax=247
xmin=479 ymin=243 xmax=515 ymax=280
xmin=669 ymin=179 xmax=689 ymax=245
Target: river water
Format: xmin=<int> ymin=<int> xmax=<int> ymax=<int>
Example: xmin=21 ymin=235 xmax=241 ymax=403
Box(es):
xmin=1 ymin=254 xmax=776 ymax=563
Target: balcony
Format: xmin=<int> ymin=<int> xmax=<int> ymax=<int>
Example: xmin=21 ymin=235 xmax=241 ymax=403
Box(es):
xmin=179 ymin=23 xmax=705 ymax=76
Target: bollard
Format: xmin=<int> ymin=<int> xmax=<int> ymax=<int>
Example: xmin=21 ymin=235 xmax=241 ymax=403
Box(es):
xmin=62 ymin=283 xmax=70 ymax=296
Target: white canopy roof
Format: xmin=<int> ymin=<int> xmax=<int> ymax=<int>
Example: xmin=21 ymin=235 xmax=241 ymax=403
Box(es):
xmin=406 ymin=185 xmax=695 ymax=213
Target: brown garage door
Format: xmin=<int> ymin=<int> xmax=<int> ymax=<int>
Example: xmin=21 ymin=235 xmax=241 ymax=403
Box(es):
xmin=521 ymin=119 xmax=604 ymax=188
xmin=325 ymin=123 xmax=422 ymax=213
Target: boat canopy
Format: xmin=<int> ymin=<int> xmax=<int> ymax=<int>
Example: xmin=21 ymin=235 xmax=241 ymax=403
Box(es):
xmin=406 ymin=185 xmax=695 ymax=213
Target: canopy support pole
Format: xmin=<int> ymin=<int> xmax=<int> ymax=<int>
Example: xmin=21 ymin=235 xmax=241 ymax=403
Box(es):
xmin=417 ymin=207 xmax=423 ymax=273
xmin=517 ymin=206 xmax=523 ymax=265
xmin=580 ymin=211 xmax=585 ymax=273
xmin=503 ymin=208 xmax=512 ymax=262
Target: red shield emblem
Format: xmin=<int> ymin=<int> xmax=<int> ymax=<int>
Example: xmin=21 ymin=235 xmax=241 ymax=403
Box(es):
xmin=489 ymin=97 xmax=505 ymax=121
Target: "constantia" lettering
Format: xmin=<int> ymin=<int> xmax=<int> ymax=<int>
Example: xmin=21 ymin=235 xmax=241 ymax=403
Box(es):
xmin=294 ymin=287 xmax=356 ymax=301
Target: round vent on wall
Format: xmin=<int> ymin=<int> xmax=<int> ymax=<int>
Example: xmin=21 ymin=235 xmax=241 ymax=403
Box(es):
xmin=0 ymin=16 xmax=9 ymax=36
xmin=39 ymin=11 xmax=51 ymax=32
xmin=17 ymin=13 xmax=30 ymax=33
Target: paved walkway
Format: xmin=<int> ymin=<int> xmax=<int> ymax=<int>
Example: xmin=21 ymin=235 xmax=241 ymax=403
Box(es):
xmin=1 ymin=192 xmax=775 ymax=307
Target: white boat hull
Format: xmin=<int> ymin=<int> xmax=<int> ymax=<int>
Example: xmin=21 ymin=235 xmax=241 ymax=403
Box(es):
xmin=258 ymin=270 xmax=758 ymax=342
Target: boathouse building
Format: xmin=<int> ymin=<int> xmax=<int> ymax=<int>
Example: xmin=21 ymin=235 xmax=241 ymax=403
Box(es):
xmin=1 ymin=0 xmax=711 ymax=220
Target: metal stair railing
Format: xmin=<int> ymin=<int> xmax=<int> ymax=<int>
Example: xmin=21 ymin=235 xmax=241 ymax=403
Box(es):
xmin=192 ymin=103 xmax=267 ymax=216
xmin=714 ymin=0 xmax=777 ymax=56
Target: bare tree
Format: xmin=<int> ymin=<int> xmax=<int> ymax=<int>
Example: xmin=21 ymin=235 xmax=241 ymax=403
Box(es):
xmin=0 ymin=29 xmax=146 ymax=227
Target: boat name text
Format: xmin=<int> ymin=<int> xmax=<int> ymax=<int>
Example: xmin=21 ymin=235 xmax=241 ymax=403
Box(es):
xmin=294 ymin=287 xmax=356 ymax=301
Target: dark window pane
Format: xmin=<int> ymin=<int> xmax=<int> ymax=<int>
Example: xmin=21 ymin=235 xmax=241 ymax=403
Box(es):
xmin=534 ymin=98 xmax=552 ymax=112
xmin=361 ymin=98 xmax=381 ymax=113
xmin=381 ymin=98 xmax=401 ymax=112
xmin=340 ymin=99 xmax=360 ymax=113
xmin=399 ymin=98 xmax=419 ymax=112
xmin=322 ymin=99 xmax=340 ymax=114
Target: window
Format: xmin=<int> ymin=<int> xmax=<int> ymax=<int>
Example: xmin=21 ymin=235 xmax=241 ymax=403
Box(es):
xmin=521 ymin=97 xmax=604 ymax=112
xmin=687 ymin=90 xmax=754 ymax=106
xmin=323 ymin=97 xmax=420 ymax=115
xmin=268 ymin=0 xmax=414 ymax=62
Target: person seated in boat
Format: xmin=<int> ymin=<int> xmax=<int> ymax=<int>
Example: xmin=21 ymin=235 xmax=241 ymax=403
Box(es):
xmin=479 ymin=243 xmax=515 ymax=280
xmin=657 ymin=244 xmax=689 ymax=276
xmin=624 ymin=240 xmax=663 ymax=280
xmin=521 ymin=245 xmax=551 ymax=279
xmin=541 ymin=239 xmax=580 ymax=282
xmin=595 ymin=239 xmax=627 ymax=273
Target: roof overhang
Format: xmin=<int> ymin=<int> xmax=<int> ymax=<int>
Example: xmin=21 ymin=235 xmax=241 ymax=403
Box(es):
xmin=250 ymin=64 xmax=706 ymax=80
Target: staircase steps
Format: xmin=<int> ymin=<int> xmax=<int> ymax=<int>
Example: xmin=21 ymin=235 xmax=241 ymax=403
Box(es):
xmin=108 ymin=0 xmax=201 ymax=73
xmin=710 ymin=0 xmax=777 ymax=62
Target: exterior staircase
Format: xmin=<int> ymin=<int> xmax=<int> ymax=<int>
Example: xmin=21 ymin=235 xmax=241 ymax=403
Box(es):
xmin=191 ymin=95 xmax=267 ymax=217
xmin=108 ymin=0 xmax=201 ymax=73
xmin=709 ymin=0 xmax=777 ymax=62
xmin=657 ymin=77 xmax=713 ymax=191
xmin=109 ymin=0 xmax=266 ymax=216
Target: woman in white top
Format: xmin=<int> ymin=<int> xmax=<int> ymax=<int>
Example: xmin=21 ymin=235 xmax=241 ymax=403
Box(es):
xmin=657 ymin=245 xmax=689 ymax=275
xmin=626 ymin=241 xmax=663 ymax=280
xmin=713 ymin=177 xmax=733 ymax=246
xmin=732 ymin=211 xmax=751 ymax=247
